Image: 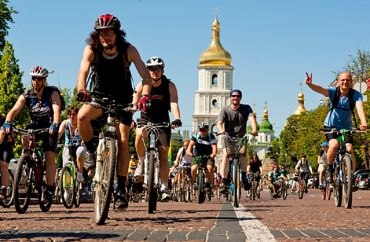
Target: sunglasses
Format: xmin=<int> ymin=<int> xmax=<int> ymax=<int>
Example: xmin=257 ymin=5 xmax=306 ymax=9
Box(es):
xmin=148 ymin=67 xmax=162 ymax=71
xmin=231 ymin=95 xmax=241 ymax=98
xmin=32 ymin=77 xmax=45 ymax=81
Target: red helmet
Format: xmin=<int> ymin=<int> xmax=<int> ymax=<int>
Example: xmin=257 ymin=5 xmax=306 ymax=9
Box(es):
xmin=94 ymin=14 xmax=121 ymax=30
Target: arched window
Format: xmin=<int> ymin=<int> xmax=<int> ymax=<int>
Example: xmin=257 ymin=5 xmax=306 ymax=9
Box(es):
xmin=212 ymin=74 xmax=218 ymax=86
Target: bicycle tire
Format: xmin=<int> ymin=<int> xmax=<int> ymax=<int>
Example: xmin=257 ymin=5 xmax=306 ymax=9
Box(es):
xmin=60 ymin=165 xmax=75 ymax=209
xmin=74 ymin=186 xmax=82 ymax=208
xmin=282 ymin=182 xmax=288 ymax=200
xmin=95 ymin=139 xmax=117 ymax=225
xmin=38 ymin=181 xmax=52 ymax=212
xmin=333 ymin=164 xmax=342 ymax=207
xmin=233 ymin=159 xmax=239 ymax=208
xmin=326 ymin=185 xmax=332 ymax=200
xmin=298 ymin=181 xmax=304 ymax=199
xmin=342 ymin=155 xmax=352 ymax=209
xmin=148 ymin=150 xmax=156 ymax=214
xmin=251 ymin=181 xmax=256 ymax=201
xmin=197 ymin=171 xmax=204 ymax=204
xmin=13 ymin=154 xmax=33 ymax=214
xmin=0 ymin=169 xmax=15 ymax=208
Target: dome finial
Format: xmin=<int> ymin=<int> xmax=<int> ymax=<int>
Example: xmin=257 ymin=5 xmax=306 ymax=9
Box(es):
xmin=294 ymin=83 xmax=307 ymax=115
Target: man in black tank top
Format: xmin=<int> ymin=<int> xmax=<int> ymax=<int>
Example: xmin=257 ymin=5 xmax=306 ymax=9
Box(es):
xmin=133 ymin=56 xmax=182 ymax=202
xmin=76 ymin=14 xmax=153 ymax=210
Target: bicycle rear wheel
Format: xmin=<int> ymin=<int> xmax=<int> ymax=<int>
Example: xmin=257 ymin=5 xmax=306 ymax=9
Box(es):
xmin=95 ymin=139 xmax=117 ymax=225
xmin=13 ymin=154 xmax=33 ymax=214
xmin=60 ymin=165 xmax=75 ymax=209
xmin=148 ymin=150 xmax=157 ymax=214
xmin=342 ymin=155 xmax=352 ymax=209
xmin=0 ymin=169 xmax=15 ymax=208
xmin=233 ymin=159 xmax=240 ymax=208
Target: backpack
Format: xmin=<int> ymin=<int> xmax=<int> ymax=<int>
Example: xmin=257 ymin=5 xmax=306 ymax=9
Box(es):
xmin=329 ymin=86 xmax=357 ymax=127
xmin=47 ymin=86 xmax=66 ymax=111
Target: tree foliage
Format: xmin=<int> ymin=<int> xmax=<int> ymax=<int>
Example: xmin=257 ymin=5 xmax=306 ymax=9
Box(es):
xmin=0 ymin=0 xmax=16 ymax=52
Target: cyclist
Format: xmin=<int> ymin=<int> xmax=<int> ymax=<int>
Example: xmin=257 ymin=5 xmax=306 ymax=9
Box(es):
xmin=268 ymin=164 xmax=281 ymax=197
xmin=317 ymin=141 xmax=329 ymax=190
xmin=305 ymin=72 xmax=367 ymax=184
xmin=216 ymin=89 xmax=258 ymax=193
xmin=173 ymin=140 xmax=193 ymax=194
xmin=2 ymin=66 xmax=62 ymax=201
xmin=128 ymin=154 xmax=138 ymax=175
xmin=295 ymin=155 xmax=313 ymax=193
xmin=76 ymin=14 xmax=152 ymax=210
xmin=247 ymin=152 xmax=263 ymax=191
xmin=0 ymin=116 xmax=14 ymax=200
xmin=187 ymin=122 xmax=217 ymax=195
xmin=133 ymin=56 xmax=182 ymax=202
xmin=280 ymin=165 xmax=289 ymax=180
xmin=58 ymin=106 xmax=86 ymax=183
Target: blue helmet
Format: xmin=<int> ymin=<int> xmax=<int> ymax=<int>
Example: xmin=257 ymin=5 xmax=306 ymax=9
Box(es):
xmin=321 ymin=141 xmax=329 ymax=147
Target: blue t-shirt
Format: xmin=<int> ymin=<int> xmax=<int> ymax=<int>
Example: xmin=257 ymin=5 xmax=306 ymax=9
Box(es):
xmin=324 ymin=87 xmax=363 ymax=130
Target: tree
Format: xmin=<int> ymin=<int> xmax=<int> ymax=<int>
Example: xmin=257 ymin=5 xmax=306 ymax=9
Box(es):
xmin=0 ymin=0 xmax=17 ymax=52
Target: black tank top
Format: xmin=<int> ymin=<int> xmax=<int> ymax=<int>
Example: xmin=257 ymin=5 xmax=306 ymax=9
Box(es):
xmin=141 ymin=76 xmax=170 ymax=123
xmin=91 ymin=48 xmax=133 ymax=104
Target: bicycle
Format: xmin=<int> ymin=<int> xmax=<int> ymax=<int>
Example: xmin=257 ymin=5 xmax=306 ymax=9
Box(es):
xmin=193 ymin=155 xmax=211 ymax=204
xmin=0 ymin=167 xmax=15 ymax=208
xmin=321 ymin=170 xmax=333 ymax=200
xmin=179 ymin=164 xmax=192 ymax=203
xmin=137 ymin=120 xmax=171 ymax=214
xmin=88 ymin=95 xmax=133 ymax=224
xmin=12 ymin=127 xmax=53 ymax=213
xmin=321 ymin=128 xmax=364 ymax=209
xmin=297 ymin=172 xmax=308 ymax=199
xmin=221 ymin=133 xmax=247 ymax=208
xmin=247 ymin=172 xmax=261 ymax=200
xmin=59 ymin=144 xmax=83 ymax=209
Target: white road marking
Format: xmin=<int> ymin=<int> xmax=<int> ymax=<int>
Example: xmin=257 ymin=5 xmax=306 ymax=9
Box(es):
xmin=234 ymin=204 xmax=276 ymax=242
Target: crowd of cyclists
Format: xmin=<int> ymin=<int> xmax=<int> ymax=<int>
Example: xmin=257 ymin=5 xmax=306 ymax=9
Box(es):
xmin=0 ymin=13 xmax=367 ymax=222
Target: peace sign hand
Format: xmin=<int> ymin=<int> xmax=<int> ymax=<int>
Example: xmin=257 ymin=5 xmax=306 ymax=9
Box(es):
xmin=305 ymin=72 xmax=313 ymax=85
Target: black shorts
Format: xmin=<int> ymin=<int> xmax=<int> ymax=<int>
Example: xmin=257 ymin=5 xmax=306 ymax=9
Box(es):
xmin=26 ymin=123 xmax=58 ymax=153
xmin=325 ymin=127 xmax=353 ymax=144
xmin=0 ymin=143 xmax=13 ymax=163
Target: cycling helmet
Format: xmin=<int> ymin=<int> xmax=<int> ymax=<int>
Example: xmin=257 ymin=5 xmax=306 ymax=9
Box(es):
xmin=321 ymin=141 xmax=329 ymax=147
xmin=198 ymin=121 xmax=209 ymax=130
xmin=30 ymin=66 xmax=48 ymax=78
xmin=146 ymin=56 xmax=165 ymax=68
xmin=230 ymin=89 xmax=242 ymax=98
xmin=94 ymin=14 xmax=121 ymax=30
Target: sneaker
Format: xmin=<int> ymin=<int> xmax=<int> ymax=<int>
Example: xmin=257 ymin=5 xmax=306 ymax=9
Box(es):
xmin=242 ymin=178 xmax=250 ymax=191
xmin=84 ymin=151 xmax=96 ymax=169
xmin=161 ymin=191 xmax=171 ymax=202
xmin=134 ymin=161 xmax=144 ymax=177
xmin=77 ymin=173 xmax=84 ymax=183
xmin=115 ymin=192 xmax=128 ymax=210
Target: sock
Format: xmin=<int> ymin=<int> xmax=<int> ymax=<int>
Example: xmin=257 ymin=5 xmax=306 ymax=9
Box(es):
xmin=117 ymin=176 xmax=127 ymax=194
xmin=329 ymin=164 xmax=334 ymax=172
xmin=161 ymin=183 xmax=168 ymax=192
xmin=138 ymin=156 xmax=145 ymax=163
xmin=205 ymin=182 xmax=211 ymax=188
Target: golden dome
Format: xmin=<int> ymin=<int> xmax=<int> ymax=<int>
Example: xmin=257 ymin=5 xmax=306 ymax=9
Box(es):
xmin=199 ymin=17 xmax=232 ymax=67
xmin=294 ymin=91 xmax=307 ymax=115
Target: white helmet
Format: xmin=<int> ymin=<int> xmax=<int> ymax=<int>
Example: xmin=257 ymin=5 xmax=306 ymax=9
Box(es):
xmin=146 ymin=56 xmax=165 ymax=68
xmin=198 ymin=121 xmax=209 ymax=130
xmin=30 ymin=66 xmax=48 ymax=78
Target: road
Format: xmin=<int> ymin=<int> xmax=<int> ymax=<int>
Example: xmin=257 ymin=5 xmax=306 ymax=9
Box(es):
xmin=0 ymin=188 xmax=369 ymax=241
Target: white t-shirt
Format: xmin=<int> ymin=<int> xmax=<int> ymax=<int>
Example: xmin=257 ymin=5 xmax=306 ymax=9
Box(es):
xmin=177 ymin=147 xmax=193 ymax=166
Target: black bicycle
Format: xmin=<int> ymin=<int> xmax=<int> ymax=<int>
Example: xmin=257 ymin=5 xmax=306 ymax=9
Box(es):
xmin=321 ymin=128 xmax=364 ymax=209
xmin=13 ymin=127 xmax=53 ymax=213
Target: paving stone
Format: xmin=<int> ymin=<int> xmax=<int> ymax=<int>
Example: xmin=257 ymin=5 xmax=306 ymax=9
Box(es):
xmin=301 ymin=229 xmax=329 ymax=238
xmin=126 ymin=230 xmax=151 ymax=240
xmin=283 ymin=229 xmax=307 ymax=238
xmin=359 ymin=229 xmax=370 ymax=236
xmin=187 ymin=231 xmax=207 ymax=240
xmin=339 ymin=229 xmax=368 ymax=237
xmin=166 ymin=231 xmax=187 ymax=241
xmin=321 ymin=229 xmax=350 ymax=238
xmin=146 ymin=230 xmax=168 ymax=241
xmin=270 ymin=230 xmax=286 ymax=239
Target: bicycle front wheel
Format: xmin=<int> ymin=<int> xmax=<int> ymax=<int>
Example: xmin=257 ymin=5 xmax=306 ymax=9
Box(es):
xmin=342 ymin=155 xmax=352 ymax=209
xmin=0 ymin=169 xmax=15 ymax=208
xmin=147 ymin=150 xmax=157 ymax=214
xmin=13 ymin=154 xmax=33 ymax=214
xmin=95 ymin=139 xmax=117 ymax=225
xmin=233 ymin=159 xmax=240 ymax=208
xmin=60 ymin=165 xmax=75 ymax=209
xmin=334 ymin=164 xmax=342 ymax=207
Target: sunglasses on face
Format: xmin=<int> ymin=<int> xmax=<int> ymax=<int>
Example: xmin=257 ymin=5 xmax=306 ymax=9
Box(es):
xmin=99 ymin=30 xmax=115 ymax=37
xmin=32 ymin=77 xmax=45 ymax=81
xmin=148 ymin=67 xmax=162 ymax=72
xmin=231 ymin=95 xmax=241 ymax=98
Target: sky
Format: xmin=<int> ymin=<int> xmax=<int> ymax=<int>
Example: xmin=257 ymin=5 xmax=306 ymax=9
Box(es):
xmin=7 ymin=0 xmax=370 ymax=136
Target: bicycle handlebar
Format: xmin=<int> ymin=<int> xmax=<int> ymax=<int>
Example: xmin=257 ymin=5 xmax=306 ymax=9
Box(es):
xmin=13 ymin=127 xmax=49 ymax=135
xmin=320 ymin=127 xmax=366 ymax=134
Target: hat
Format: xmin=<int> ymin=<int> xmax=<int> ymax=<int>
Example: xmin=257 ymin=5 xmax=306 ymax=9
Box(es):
xmin=321 ymin=141 xmax=329 ymax=147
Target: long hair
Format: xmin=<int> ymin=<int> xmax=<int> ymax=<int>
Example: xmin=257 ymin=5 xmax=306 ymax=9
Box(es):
xmin=86 ymin=29 xmax=129 ymax=53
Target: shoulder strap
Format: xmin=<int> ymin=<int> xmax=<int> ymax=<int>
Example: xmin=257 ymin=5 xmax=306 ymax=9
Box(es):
xmin=329 ymin=87 xmax=357 ymax=128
